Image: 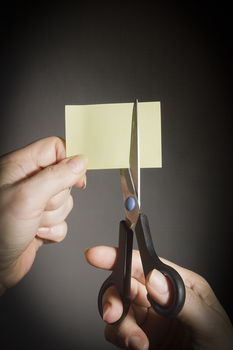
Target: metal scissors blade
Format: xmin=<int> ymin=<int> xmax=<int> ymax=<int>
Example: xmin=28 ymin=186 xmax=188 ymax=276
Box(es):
xmin=120 ymin=99 xmax=140 ymax=227
xmin=129 ymin=99 xmax=140 ymax=208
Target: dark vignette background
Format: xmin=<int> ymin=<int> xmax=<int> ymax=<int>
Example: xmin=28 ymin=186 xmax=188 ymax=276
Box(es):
xmin=0 ymin=1 xmax=232 ymax=349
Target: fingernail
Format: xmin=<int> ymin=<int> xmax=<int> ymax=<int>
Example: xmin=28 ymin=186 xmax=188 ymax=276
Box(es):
xmin=128 ymin=336 xmax=148 ymax=350
xmin=38 ymin=227 xmax=50 ymax=235
xmin=67 ymin=155 xmax=88 ymax=174
xmin=103 ymin=302 xmax=111 ymax=322
xmin=148 ymin=269 xmax=168 ymax=294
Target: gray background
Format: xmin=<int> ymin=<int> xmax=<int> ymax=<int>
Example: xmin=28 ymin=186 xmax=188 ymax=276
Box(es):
xmin=0 ymin=1 xmax=232 ymax=349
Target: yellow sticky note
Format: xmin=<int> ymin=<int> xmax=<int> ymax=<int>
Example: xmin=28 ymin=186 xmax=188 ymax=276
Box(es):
xmin=65 ymin=101 xmax=162 ymax=170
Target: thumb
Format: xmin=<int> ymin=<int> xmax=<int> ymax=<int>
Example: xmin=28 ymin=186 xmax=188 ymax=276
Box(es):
xmin=146 ymin=269 xmax=171 ymax=306
xmin=146 ymin=268 xmax=201 ymax=327
xmin=15 ymin=155 xmax=88 ymax=210
xmin=145 ymin=266 xmax=227 ymax=336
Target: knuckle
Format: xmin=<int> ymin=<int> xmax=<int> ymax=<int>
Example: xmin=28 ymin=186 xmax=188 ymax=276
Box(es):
xmin=195 ymin=273 xmax=211 ymax=290
xmin=41 ymin=136 xmax=64 ymax=153
xmin=43 ymin=164 xmax=64 ymax=183
xmin=198 ymin=276 xmax=212 ymax=293
xmin=190 ymin=273 xmax=215 ymax=303
xmin=46 ymin=190 xmax=70 ymax=211
xmin=46 ymin=194 xmax=60 ymax=211
xmin=46 ymin=136 xmax=65 ymax=159
xmin=47 ymin=136 xmax=62 ymax=144
xmin=44 ymin=164 xmax=57 ymax=177
xmin=46 ymin=198 xmax=57 ymax=211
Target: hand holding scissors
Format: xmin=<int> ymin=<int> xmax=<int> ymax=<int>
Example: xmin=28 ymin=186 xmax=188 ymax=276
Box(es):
xmin=98 ymin=100 xmax=186 ymax=324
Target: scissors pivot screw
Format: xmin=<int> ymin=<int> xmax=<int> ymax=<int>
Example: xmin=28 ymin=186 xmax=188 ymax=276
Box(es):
xmin=125 ymin=196 xmax=137 ymax=211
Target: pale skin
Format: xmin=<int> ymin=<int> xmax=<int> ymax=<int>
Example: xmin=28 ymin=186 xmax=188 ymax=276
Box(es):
xmin=0 ymin=137 xmax=232 ymax=349
xmin=85 ymin=247 xmax=233 ymax=350
xmin=0 ymin=136 xmax=87 ymax=294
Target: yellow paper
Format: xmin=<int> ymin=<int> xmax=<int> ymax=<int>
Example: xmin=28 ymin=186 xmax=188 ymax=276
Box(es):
xmin=65 ymin=101 xmax=162 ymax=170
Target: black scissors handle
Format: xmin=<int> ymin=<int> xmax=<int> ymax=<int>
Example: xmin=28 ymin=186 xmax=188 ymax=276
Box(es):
xmin=98 ymin=220 xmax=133 ymax=325
xmin=135 ymin=213 xmax=186 ymax=317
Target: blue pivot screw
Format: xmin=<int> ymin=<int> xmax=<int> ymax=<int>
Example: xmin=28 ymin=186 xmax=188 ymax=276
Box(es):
xmin=125 ymin=196 xmax=137 ymax=211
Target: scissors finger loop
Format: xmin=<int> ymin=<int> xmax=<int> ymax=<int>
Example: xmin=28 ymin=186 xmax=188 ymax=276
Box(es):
xmin=98 ymin=221 xmax=133 ymax=325
xmin=147 ymin=263 xmax=186 ymax=317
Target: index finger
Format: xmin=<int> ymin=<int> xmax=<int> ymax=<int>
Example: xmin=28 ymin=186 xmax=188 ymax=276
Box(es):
xmin=0 ymin=137 xmax=66 ymax=185
xmin=85 ymin=246 xmax=145 ymax=284
xmin=85 ymin=245 xmax=200 ymax=288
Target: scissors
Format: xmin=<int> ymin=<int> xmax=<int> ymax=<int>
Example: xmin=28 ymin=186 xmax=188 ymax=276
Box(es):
xmin=98 ymin=99 xmax=186 ymax=324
